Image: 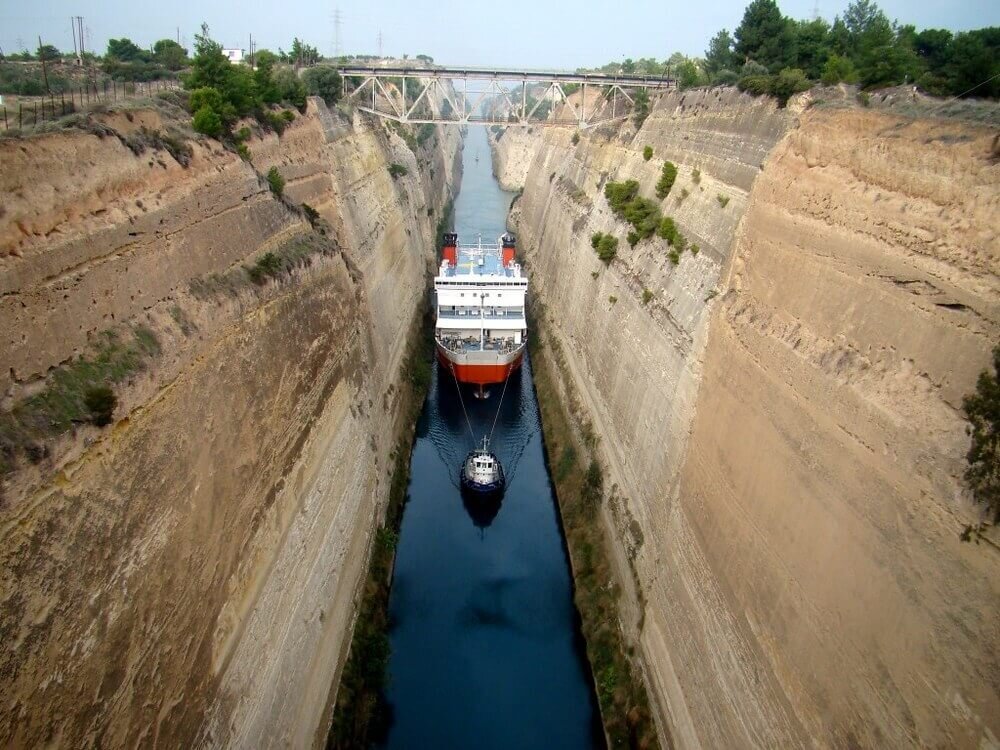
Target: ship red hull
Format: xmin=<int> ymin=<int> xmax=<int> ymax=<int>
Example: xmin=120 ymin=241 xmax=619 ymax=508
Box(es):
xmin=436 ymin=348 xmax=524 ymax=386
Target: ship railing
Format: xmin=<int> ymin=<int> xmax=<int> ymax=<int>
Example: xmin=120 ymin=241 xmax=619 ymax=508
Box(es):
xmin=437 ymin=335 xmax=521 ymax=355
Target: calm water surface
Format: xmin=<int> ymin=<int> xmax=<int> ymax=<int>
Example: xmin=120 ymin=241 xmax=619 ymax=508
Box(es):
xmin=378 ymin=126 xmax=603 ymax=749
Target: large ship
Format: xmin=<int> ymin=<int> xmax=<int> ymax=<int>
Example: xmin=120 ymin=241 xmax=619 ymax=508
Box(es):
xmin=434 ymin=231 xmax=527 ymax=396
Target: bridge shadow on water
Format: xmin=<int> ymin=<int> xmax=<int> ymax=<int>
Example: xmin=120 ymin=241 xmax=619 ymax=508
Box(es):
xmin=376 ymin=126 xmax=603 ymax=750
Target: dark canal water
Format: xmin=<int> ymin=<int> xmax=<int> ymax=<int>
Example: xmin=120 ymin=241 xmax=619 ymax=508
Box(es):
xmin=377 ymin=126 xmax=603 ymax=749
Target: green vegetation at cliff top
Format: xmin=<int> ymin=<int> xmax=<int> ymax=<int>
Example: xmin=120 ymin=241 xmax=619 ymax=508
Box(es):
xmin=577 ymin=0 xmax=998 ymax=102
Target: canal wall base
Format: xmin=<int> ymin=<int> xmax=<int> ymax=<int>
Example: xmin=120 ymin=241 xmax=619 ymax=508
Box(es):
xmin=499 ymin=88 xmax=1000 ymax=748
xmin=0 ymin=99 xmax=461 ymax=747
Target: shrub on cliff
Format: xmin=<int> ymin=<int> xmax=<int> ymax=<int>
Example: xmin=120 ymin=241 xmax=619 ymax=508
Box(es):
xmin=604 ymin=180 xmax=640 ymax=212
xmin=770 ymin=68 xmax=810 ymax=104
xmin=192 ymin=106 xmax=223 ymax=137
xmin=632 ymin=89 xmax=650 ymax=126
xmin=962 ymin=345 xmax=1000 ymax=529
xmin=605 ymin=180 xmax=663 ymax=240
xmin=303 ymin=66 xmax=343 ymax=105
xmin=388 ymin=163 xmax=408 ymax=179
xmin=821 ymin=54 xmax=858 ymax=85
xmin=266 ymin=167 xmax=285 ymax=197
xmin=642 ymin=145 xmax=653 ymax=161
xmin=84 ymin=386 xmax=117 ymax=427
xmin=657 ymin=216 xmax=678 ymax=245
xmin=590 ymin=233 xmax=619 ymax=263
xmin=655 ymin=161 xmax=677 ymax=199
xmin=248 ymin=252 xmax=284 ymax=283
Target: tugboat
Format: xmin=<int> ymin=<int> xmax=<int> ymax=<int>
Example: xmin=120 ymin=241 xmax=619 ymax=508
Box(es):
xmin=460 ymin=436 xmax=506 ymax=498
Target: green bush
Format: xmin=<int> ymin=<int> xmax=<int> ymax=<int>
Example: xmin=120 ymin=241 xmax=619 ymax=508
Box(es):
xmin=604 ymin=180 xmax=640 ymax=212
xmin=642 ymin=145 xmax=653 ymax=161
xmin=192 ymin=106 xmax=223 ymax=137
xmin=571 ymin=132 xmax=580 ymax=145
xmin=962 ymin=345 xmax=1000 ymax=523
xmin=388 ymin=163 xmax=408 ymax=179
xmin=821 ymin=54 xmax=858 ymax=85
xmin=770 ymin=67 xmax=810 ymax=105
xmin=236 ymin=143 xmax=251 ymax=161
xmin=632 ymin=89 xmax=650 ymax=127
xmin=711 ymin=69 xmax=740 ymax=86
xmin=591 ymin=232 xmax=619 ymax=263
xmin=267 ymin=166 xmax=285 ymax=197
xmin=627 ymin=230 xmax=640 ymax=248
xmin=668 ymin=249 xmax=680 ymax=265
xmin=857 ymin=91 xmax=871 ymax=107
xmin=657 ymin=216 xmax=678 ymax=244
xmin=281 ymin=109 xmax=296 ymax=123
xmin=717 ymin=193 xmax=730 ymax=207
xmin=655 ymin=161 xmax=677 ymax=199
xmin=248 ymin=251 xmax=284 ymax=283
xmin=641 ymin=289 xmax=653 ymax=305
xmin=302 ymin=203 xmax=321 ymax=226
xmin=692 ymin=168 xmax=701 ymax=184
xmin=303 ymin=66 xmax=343 ymax=105
xmin=84 ymin=386 xmax=117 ymax=427
xmin=605 ymin=180 xmax=663 ymax=240
xmin=737 ymin=74 xmax=774 ymax=96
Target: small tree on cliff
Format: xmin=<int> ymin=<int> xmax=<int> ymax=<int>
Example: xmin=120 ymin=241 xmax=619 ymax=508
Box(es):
xmin=962 ymin=345 xmax=1000 ymax=538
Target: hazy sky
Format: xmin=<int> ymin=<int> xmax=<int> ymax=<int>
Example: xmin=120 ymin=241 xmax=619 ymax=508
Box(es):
xmin=3 ymin=0 xmax=997 ymax=69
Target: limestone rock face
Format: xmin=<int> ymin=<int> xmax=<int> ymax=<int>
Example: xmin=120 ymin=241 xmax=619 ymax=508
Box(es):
xmin=502 ymin=89 xmax=999 ymax=748
xmin=0 ymin=100 xmax=461 ymax=747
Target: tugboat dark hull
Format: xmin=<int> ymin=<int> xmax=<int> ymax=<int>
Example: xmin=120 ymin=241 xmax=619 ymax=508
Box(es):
xmin=459 ymin=473 xmax=506 ymax=497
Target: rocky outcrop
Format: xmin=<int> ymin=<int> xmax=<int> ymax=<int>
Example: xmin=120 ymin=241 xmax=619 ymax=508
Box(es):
xmin=489 ymin=125 xmax=542 ymax=190
xmin=0 ymin=98 xmax=460 ymax=747
xmin=501 ymin=89 xmax=999 ymax=748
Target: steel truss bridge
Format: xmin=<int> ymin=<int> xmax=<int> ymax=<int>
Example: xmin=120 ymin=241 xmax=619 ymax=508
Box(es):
xmin=337 ymin=65 xmax=675 ymax=129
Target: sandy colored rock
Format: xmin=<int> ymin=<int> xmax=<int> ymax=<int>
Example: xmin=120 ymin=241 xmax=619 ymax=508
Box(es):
xmin=502 ymin=90 xmax=999 ymax=748
xmin=0 ymin=98 xmax=461 ymax=747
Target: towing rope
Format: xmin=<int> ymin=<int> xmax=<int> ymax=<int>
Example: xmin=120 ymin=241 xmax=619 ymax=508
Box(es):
xmin=488 ymin=364 xmax=513 ymax=443
xmin=448 ymin=363 xmax=476 ymax=444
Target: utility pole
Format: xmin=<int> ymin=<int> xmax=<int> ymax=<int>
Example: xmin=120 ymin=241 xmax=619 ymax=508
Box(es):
xmin=38 ymin=37 xmax=51 ymax=94
xmin=177 ymin=26 xmax=180 ymax=44
xmin=249 ymin=32 xmax=253 ymax=67
xmin=377 ymin=30 xmax=383 ymax=58
xmin=71 ymin=17 xmax=79 ymax=64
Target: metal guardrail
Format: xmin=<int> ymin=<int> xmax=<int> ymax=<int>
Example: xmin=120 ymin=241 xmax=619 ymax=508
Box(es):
xmin=338 ymin=65 xmax=676 ymax=89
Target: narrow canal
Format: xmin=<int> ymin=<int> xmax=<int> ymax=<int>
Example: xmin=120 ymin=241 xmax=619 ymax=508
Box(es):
xmin=377 ymin=126 xmax=604 ymax=749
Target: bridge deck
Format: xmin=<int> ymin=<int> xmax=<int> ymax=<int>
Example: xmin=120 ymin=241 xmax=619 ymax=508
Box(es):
xmin=338 ymin=65 xmax=675 ymax=89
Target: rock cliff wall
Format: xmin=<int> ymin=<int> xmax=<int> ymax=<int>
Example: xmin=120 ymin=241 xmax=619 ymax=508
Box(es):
xmin=0 ymin=98 xmax=460 ymax=747
xmin=498 ymin=89 xmax=999 ymax=748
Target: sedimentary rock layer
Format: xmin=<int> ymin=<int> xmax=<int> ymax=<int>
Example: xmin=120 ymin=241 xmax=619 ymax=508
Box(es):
xmin=0 ymin=98 xmax=460 ymax=747
xmin=501 ymin=89 xmax=999 ymax=748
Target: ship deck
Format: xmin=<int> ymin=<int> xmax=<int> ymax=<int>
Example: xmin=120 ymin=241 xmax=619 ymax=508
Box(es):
xmin=445 ymin=245 xmax=516 ymax=278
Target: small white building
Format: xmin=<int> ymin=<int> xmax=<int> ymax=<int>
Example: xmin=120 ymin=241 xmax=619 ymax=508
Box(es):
xmin=222 ymin=48 xmax=245 ymax=64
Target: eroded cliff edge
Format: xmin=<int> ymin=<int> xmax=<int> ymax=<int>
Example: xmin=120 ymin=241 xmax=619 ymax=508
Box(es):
xmin=0 ymin=98 xmax=460 ymax=747
xmin=496 ymin=89 xmax=999 ymax=748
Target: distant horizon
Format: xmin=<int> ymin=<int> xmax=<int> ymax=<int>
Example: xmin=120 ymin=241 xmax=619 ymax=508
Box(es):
xmin=3 ymin=0 xmax=998 ymax=70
